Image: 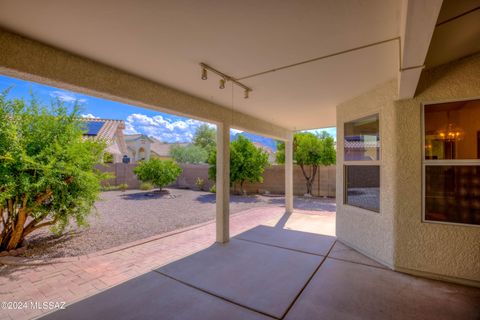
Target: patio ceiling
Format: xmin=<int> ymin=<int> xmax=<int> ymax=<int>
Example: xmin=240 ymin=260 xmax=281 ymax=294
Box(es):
xmin=0 ymin=0 xmax=401 ymax=130
xmin=0 ymin=1 xmax=474 ymax=129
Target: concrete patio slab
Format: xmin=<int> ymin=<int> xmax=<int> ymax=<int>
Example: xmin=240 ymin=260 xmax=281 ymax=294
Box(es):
xmin=328 ymin=241 xmax=388 ymax=269
xmin=41 ymin=272 xmax=272 ymax=320
xmin=285 ymin=258 xmax=480 ymax=320
xmin=156 ymin=238 xmax=323 ymax=318
xmin=235 ymin=225 xmax=336 ymax=256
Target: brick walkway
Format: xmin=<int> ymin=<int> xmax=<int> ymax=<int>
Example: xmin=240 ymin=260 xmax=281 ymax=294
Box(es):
xmin=0 ymin=207 xmax=331 ymax=320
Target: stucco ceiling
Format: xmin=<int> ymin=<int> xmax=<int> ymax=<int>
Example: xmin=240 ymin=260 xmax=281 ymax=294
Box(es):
xmin=0 ymin=0 xmax=402 ymax=129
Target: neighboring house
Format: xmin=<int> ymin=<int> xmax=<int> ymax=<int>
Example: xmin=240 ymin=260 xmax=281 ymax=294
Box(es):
xmin=150 ymin=138 xmax=189 ymax=160
xmin=82 ymin=118 xmax=128 ymax=163
xmin=125 ymin=134 xmax=188 ymax=163
xmin=124 ymin=134 xmax=155 ymax=163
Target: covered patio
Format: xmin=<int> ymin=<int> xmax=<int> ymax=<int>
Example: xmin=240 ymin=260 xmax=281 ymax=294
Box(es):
xmin=42 ymin=225 xmax=479 ymax=320
xmin=0 ymin=0 xmax=479 ymax=319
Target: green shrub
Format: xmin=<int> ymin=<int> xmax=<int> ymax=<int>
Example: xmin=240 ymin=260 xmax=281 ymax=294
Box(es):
xmin=103 ymin=152 xmax=114 ymax=164
xmin=209 ymin=184 xmax=216 ymax=193
xmin=134 ymin=159 xmax=182 ymax=191
xmin=0 ymin=94 xmax=106 ymax=250
xmin=195 ymin=177 xmax=205 ymax=191
xmin=140 ymin=182 xmax=154 ymax=191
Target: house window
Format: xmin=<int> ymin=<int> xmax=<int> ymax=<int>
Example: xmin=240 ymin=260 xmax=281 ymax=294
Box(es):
xmin=423 ymin=99 xmax=480 ymax=226
xmin=344 ymin=114 xmax=380 ymax=212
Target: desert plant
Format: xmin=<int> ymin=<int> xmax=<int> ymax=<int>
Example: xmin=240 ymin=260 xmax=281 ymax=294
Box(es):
xmin=195 ymin=177 xmax=205 ymax=191
xmin=134 ymin=159 xmax=182 ymax=191
xmin=118 ymin=183 xmax=128 ymax=192
xmin=0 ymin=94 xmax=106 ymax=251
xmin=140 ymin=182 xmax=154 ymax=191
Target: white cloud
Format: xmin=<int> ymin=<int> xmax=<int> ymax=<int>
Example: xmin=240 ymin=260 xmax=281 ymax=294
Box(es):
xmin=230 ymin=128 xmax=243 ymax=135
xmin=49 ymin=90 xmax=86 ymax=103
xmin=124 ymin=113 xmax=212 ymax=143
xmin=81 ymin=113 xmax=99 ymax=119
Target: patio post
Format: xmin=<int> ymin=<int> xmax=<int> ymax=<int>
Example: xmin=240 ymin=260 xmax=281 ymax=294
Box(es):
xmin=216 ymin=122 xmax=230 ymax=243
xmin=285 ymin=131 xmax=294 ymax=213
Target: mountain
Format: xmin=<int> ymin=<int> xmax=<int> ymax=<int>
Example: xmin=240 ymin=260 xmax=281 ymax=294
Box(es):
xmin=231 ymin=131 xmax=278 ymax=151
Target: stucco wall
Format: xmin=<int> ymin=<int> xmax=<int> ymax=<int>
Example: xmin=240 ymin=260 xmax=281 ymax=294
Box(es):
xmin=394 ymin=54 xmax=480 ymax=283
xmin=336 ymin=53 xmax=480 ymax=284
xmin=336 ymin=79 xmax=397 ymax=268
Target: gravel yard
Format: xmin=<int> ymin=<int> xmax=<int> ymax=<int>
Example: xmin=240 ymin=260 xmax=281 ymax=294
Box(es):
xmin=23 ymin=188 xmax=335 ymax=259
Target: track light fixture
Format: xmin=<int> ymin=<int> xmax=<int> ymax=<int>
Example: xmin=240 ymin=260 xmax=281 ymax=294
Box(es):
xmin=200 ymin=63 xmax=252 ymax=98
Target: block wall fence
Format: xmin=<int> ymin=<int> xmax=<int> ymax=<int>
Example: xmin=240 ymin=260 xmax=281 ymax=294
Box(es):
xmin=97 ymin=163 xmax=336 ymax=197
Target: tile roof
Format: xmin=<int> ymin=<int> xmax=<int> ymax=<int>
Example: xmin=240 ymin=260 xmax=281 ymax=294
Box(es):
xmin=81 ymin=118 xmax=125 ymax=143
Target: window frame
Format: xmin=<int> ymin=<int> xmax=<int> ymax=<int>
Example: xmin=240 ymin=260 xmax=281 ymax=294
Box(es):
xmin=421 ymin=98 xmax=480 ymax=228
xmin=343 ymin=112 xmax=382 ymax=213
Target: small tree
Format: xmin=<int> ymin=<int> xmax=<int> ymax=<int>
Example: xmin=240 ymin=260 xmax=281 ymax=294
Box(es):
xmin=276 ymin=131 xmax=336 ymax=196
xmin=0 ymin=94 xmax=106 ymax=251
xmin=170 ymin=144 xmax=208 ymax=164
xmin=134 ymin=159 xmax=182 ymax=191
xmin=208 ymin=135 xmax=269 ymax=194
xmin=192 ymin=124 xmax=216 ymax=156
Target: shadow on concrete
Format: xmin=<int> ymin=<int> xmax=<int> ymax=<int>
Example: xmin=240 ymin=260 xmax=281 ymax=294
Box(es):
xmin=195 ymin=193 xmax=264 ymax=204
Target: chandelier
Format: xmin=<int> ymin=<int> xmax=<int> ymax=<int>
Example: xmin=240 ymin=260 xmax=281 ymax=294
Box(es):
xmin=436 ymin=123 xmax=464 ymax=141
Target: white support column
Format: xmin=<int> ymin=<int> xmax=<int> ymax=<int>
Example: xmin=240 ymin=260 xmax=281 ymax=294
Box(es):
xmin=285 ymin=131 xmax=294 ymax=214
xmin=216 ymin=122 xmax=230 ymax=243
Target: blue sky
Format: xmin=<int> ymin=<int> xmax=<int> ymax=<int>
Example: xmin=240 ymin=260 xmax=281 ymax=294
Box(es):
xmin=0 ymin=75 xmax=336 ymax=143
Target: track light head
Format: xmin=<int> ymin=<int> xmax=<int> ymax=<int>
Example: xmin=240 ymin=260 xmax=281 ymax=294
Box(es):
xmin=219 ymin=78 xmax=226 ymax=89
xmin=201 ymin=68 xmax=208 ymax=80
xmin=244 ymin=89 xmax=249 ymax=99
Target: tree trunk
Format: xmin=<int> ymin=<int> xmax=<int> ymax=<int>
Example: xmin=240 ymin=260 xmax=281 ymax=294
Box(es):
xmin=6 ymin=197 xmax=28 ymax=250
xmin=299 ymin=164 xmax=319 ymax=196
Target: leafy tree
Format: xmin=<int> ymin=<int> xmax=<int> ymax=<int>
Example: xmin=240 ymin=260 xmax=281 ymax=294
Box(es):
xmin=134 ymin=159 xmax=182 ymax=191
xmin=208 ymin=135 xmax=269 ymax=194
xmin=192 ymin=124 xmax=216 ymax=155
xmin=276 ymin=131 xmax=336 ymax=196
xmin=0 ymin=94 xmax=106 ymax=251
xmin=170 ymin=144 xmax=208 ymax=164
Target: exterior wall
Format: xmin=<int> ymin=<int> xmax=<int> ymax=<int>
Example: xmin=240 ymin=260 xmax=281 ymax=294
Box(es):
xmin=336 ymin=53 xmax=480 ymax=284
xmin=336 ymin=80 xmax=397 ymax=268
xmin=97 ymin=163 xmax=335 ymax=197
xmin=394 ymin=54 xmax=480 ymax=284
xmin=242 ymin=165 xmax=335 ymax=197
xmin=97 ymin=163 xmax=142 ymax=189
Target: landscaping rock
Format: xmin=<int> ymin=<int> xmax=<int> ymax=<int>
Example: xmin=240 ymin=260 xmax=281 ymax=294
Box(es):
xmin=16 ymin=247 xmax=27 ymax=255
xmin=0 ymin=251 xmax=8 ymax=257
xmin=8 ymin=249 xmax=17 ymax=256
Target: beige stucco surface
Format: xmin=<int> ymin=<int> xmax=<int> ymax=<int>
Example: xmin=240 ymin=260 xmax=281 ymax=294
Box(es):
xmin=394 ymin=53 xmax=480 ymax=283
xmin=336 ymin=79 xmax=397 ymax=268
xmin=337 ymin=53 xmax=480 ymax=284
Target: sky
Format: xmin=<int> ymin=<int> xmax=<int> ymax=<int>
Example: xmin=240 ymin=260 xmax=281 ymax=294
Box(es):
xmin=0 ymin=75 xmax=336 ymax=143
